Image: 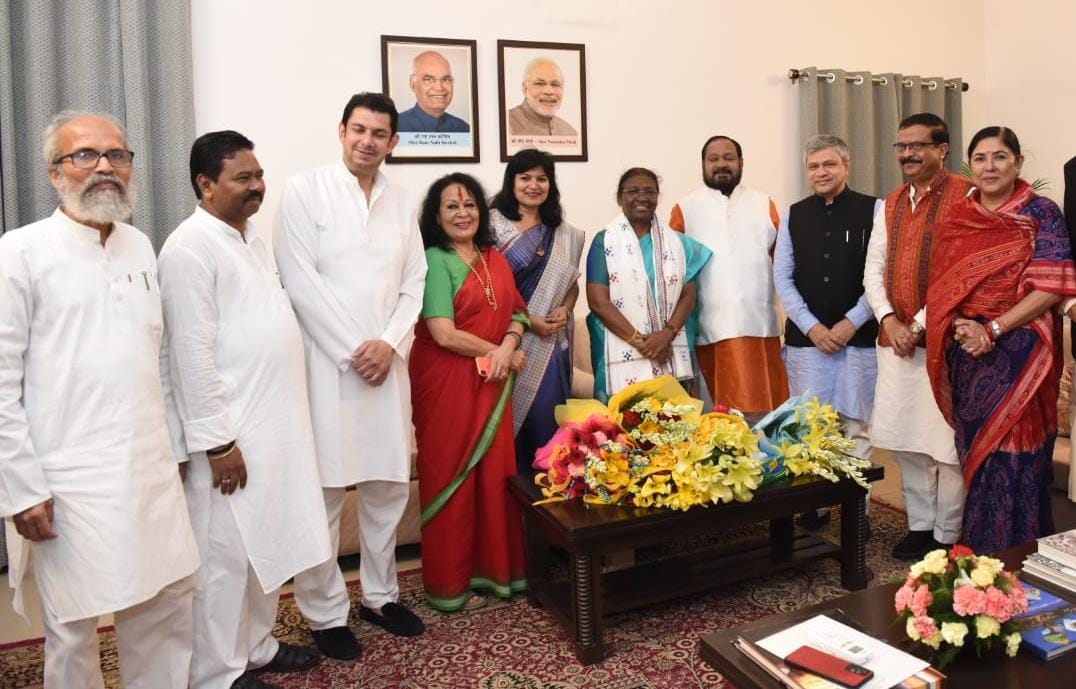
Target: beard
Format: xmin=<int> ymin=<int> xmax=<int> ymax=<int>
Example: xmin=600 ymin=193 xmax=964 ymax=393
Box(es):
xmin=56 ymin=172 xmax=137 ymax=226
xmin=703 ymin=169 xmax=741 ymax=196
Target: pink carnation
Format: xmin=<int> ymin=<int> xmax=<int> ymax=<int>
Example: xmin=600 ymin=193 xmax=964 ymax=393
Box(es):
xmin=1008 ymin=579 xmax=1029 ymax=615
xmin=984 ymin=586 xmax=1014 ymax=622
xmin=913 ymin=615 xmax=938 ymax=641
xmin=910 ymin=584 xmax=933 ymax=618
xmin=895 ymin=584 xmax=914 ymax=613
xmin=905 ymin=574 xmax=918 ymax=588
xmin=952 ymin=584 xmax=987 ymax=616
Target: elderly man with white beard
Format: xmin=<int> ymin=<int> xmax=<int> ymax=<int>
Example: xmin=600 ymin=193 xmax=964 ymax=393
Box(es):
xmin=0 ymin=111 xmax=200 ymax=688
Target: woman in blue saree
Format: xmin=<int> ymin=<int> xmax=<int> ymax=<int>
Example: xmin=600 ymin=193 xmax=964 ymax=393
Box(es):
xmin=490 ymin=149 xmax=585 ymax=473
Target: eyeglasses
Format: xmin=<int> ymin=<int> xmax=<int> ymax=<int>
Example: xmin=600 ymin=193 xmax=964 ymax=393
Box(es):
xmin=53 ymin=148 xmax=135 ymax=169
xmin=418 ymin=75 xmax=453 ymax=86
xmin=620 ymin=188 xmax=658 ymax=198
xmin=891 ymin=142 xmax=941 ymax=153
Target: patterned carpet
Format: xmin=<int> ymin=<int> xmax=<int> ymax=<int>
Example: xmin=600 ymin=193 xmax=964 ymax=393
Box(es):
xmin=0 ymin=500 xmax=911 ymax=689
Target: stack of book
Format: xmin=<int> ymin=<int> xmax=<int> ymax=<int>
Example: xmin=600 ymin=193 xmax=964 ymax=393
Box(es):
xmin=1023 ymin=528 xmax=1076 ymax=593
xmin=1018 ymin=529 xmax=1076 ymax=660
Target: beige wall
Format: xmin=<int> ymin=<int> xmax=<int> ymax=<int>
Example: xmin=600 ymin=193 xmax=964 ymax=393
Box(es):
xmin=982 ymin=2 xmax=1075 ymax=204
xmin=190 ymin=0 xmax=988 ymax=236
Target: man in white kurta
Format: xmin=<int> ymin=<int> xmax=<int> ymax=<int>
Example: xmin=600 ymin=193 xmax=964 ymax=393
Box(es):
xmin=0 ymin=112 xmax=199 ymax=689
xmin=159 ymin=131 xmax=332 ymax=689
xmin=863 ymin=113 xmax=969 ymax=560
xmin=669 ymin=135 xmax=789 ymax=413
xmin=275 ymin=93 xmax=427 ymax=657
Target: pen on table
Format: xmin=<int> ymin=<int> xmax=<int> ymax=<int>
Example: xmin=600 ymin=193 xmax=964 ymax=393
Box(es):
xmin=845 ymin=229 xmax=849 ymax=243
xmin=142 ymin=271 xmax=150 ymax=290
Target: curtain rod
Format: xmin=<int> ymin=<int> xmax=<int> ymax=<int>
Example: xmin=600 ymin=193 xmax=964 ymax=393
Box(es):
xmin=787 ymin=68 xmax=970 ymax=92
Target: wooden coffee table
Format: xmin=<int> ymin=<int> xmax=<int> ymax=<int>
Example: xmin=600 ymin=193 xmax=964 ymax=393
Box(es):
xmin=699 ymin=541 xmax=1076 ymax=687
xmin=508 ymin=465 xmax=883 ymax=664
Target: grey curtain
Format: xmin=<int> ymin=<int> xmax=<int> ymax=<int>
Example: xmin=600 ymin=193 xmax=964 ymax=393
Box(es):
xmin=0 ymin=0 xmax=195 ymax=249
xmin=797 ymin=67 xmax=964 ymax=198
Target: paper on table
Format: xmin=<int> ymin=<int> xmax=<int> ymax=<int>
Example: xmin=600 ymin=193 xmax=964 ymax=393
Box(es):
xmin=757 ymin=614 xmax=928 ymax=689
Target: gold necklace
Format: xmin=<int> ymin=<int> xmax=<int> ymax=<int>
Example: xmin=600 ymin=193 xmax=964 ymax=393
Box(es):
xmin=453 ymin=245 xmax=498 ymax=310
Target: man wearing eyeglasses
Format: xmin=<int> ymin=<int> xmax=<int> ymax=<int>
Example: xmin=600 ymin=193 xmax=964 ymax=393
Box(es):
xmin=397 ymin=51 xmax=469 ymax=133
xmin=507 ymin=57 xmax=578 ymax=137
xmin=863 ymin=112 xmax=970 ymax=560
xmin=0 ymin=111 xmax=199 ymax=687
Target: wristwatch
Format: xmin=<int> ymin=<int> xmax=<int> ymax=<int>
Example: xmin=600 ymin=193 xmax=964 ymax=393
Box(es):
xmin=908 ymin=320 xmax=924 ymax=337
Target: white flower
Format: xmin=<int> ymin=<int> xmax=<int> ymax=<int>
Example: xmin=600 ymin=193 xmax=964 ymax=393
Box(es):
xmin=940 ymin=621 xmax=968 ymax=647
xmin=975 ymin=614 xmax=1001 ymax=639
xmin=1005 ymin=631 xmax=1022 ymax=657
xmin=969 ymin=566 xmax=996 ymax=588
xmin=921 ymin=549 xmax=949 ymax=575
xmin=906 ymin=616 xmax=921 ymax=641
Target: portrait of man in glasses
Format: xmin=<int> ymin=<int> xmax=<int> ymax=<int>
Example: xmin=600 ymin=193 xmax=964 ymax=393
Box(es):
xmin=396 ymin=50 xmax=470 ymax=133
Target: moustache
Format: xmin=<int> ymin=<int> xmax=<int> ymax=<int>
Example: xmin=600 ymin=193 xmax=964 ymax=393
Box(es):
xmin=244 ymin=191 xmax=263 ymax=203
xmin=900 ymin=157 xmax=923 ymax=165
xmin=84 ymin=174 xmax=126 ymax=195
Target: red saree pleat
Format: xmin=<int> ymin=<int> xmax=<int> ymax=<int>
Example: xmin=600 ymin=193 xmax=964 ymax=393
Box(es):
xmin=409 ymin=248 xmax=527 ymax=610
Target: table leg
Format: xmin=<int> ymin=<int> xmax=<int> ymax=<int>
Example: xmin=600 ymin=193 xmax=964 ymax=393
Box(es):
xmin=840 ymin=492 xmax=869 ymax=590
xmin=770 ymin=515 xmax=794 ymax=558
xmin=522 ymin=515 xmax=548 ymax=608
xmin=570 ymin=551 xmax=604 ymax=664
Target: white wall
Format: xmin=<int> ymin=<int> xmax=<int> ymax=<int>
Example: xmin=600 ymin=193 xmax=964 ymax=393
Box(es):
xmin=982 ymin=2 xmax=1075 ymax=204
xmin=190 ymin=0 xmax=988 ymax=236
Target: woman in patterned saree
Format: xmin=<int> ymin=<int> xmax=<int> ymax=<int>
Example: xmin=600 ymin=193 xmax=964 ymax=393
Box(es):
xmin=410 ymin=173 xmax=528 ymax=612
xmin=927 ymin=127 xmax=1076 ymax=552
xmin=585 ymin=167 xmax=711 ymax=401
xmin=489 ymin=149 xmax=585 ymax=472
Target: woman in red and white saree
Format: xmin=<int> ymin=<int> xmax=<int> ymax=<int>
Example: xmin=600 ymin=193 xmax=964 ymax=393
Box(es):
xmin=927 ymin=127 xmax=1076 ymax=552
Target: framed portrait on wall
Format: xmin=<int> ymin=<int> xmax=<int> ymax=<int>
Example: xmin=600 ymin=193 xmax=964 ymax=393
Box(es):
xmin=497 ymin=40 xmax=588 ymax=162
xmin=381 ymin=35 xmax=479 ymax=163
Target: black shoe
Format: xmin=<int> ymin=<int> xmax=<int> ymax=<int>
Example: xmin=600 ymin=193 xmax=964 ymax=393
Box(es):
xmin=232 ymin=672 xmax=282 ymax=689
xmin=796 ymin=509 xmax=832 ymax=531
xmin=359 ymin=602 xmax=425 ymax=637
xmin=311 ymin=626 xmax=361 ymax=660
xmin=892 ymin=530 xmax=933 ymax=560
xmin=254 ymin=642 xmax=321 ymax=674
xmin=929 ymin=538 xmax=954 ymax=555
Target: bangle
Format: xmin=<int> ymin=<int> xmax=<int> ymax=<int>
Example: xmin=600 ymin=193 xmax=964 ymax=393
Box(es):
xmin=207 ymin=442 xmax=237 ymax=461
xmin=988 ymin=320 xmax=1003 ymax=340
xmin=664 ymin=322 xmax=680 ymax=334
xmin=628 ymin=329 xmax=645 ymax=347
xmin=504 ymin=331 xmax=522 ymax=346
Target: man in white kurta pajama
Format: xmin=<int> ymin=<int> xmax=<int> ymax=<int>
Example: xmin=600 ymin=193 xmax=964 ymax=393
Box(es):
xmin=0 ymin=112 xmax=200 ymax=688
xmin=275 ymin=93 xmax=427 ymax=657
xmin=159 ymin=131 xmax=333 ymax=689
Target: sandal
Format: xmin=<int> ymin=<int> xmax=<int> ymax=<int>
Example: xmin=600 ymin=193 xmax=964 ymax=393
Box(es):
xmin=462 ymin=593 xmax=488 ymax=611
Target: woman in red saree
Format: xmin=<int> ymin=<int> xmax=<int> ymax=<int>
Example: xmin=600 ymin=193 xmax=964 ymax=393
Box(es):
xmin=410 ymin=173 xmax=528 ymax=612
xmin=927 ymin=127 xmax=1076 ymax=552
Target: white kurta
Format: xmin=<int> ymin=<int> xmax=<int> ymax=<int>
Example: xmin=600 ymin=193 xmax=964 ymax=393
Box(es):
xmin=274 ymin=162 xmax=426 ymax=486
xmin=862 ymin=208 xmax=958 ymax=465
xmin=0 ymin=209 xmax=199 ymax=623
xmin=673 ymin=185 xmax=779 ymax=343
xmin=158 ymin=207 xmax=332 ymax=592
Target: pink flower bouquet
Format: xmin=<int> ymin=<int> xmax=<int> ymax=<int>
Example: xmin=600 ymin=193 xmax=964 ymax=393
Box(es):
xmin=894 ymin=544 xmax=1027 ymax=668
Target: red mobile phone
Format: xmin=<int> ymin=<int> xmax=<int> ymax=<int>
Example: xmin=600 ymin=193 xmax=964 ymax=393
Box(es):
xmin=475 ymin=356 xmax=491 ymax=378
xmin=784 ymin=646 xmax=873 ymax=688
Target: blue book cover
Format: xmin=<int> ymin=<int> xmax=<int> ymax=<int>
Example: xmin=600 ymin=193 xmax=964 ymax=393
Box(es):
xmin=1019 ymin=608 xmax=1076 ymax=660
xmin=1015 ymin=584 xmax=1070 ymax=619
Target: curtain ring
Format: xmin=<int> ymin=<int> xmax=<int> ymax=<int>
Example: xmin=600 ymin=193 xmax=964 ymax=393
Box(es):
xmin=878 ymin=76 xmax=888 ymax=86
xmin=902 ymin=78 xmax=914 ymax=88
xmin=927 ymin=80 xmax=938 ymax=90
xmin=822 ymin=71 xmax=836 ymax=83
xmin=852 ymin=75 xmax=864 ymax=85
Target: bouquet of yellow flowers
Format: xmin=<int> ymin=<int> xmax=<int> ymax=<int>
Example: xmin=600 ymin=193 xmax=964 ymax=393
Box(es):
xmin=533 ymin=376 xmax=761 ymax=509
xmin=754 ymin=394 xmax=871 ymax=488
xmin=894 ymin=544 xmax=1028 ymax=668
xmin=533 ymin=378 xmax=869 ymax=510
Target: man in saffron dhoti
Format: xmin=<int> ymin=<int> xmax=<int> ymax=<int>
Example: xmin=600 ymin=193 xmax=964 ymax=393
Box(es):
xmin=670 ymin=135 xmax=789 ymax=413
